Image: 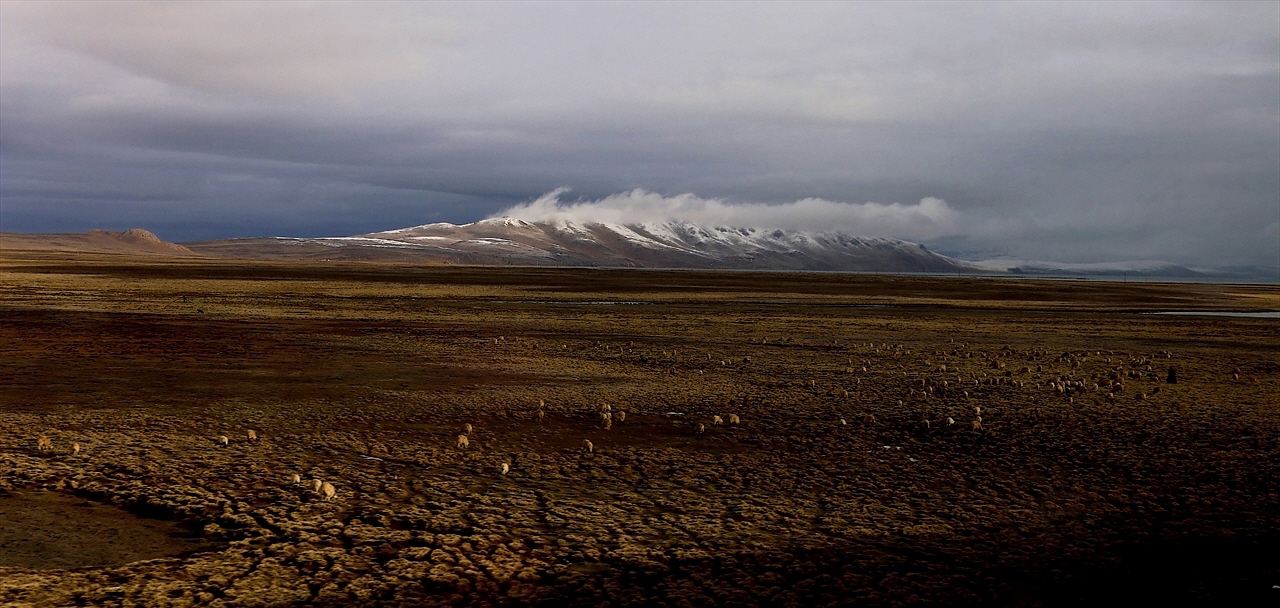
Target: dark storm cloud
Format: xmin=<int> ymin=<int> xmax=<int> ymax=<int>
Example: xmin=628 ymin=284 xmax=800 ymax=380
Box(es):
xmin=1 ymin=1 xmax=1276 ymax=266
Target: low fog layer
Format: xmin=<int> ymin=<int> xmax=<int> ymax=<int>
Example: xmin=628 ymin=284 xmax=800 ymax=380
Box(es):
xmin=1 ymin=2 xmax=1276 ymax=267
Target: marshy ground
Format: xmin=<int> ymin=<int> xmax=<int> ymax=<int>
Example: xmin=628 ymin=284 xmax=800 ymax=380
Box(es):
xmin=1 ymin=253 xmax=1277 ymax=607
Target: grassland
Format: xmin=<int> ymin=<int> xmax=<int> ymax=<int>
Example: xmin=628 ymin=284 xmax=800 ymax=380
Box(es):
xmin=1 ymin=252 xmax=1277 ymax=607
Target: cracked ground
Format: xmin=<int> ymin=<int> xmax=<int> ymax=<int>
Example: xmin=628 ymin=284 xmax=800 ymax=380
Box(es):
xmin=0 ymin=255 xmax=1277 ymax=607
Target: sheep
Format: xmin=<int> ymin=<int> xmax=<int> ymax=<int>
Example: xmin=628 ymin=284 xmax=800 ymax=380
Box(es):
xmin=583 ymin=439 xmax=594 ymax=453
xmin=863 ymin=414 xmax=876 ymax=425
xmin=312 ymin=479 xmax=323 ymax=493
xmin=536 ymin=409 xmax=546 ymax=422
xmin=462 ymin=423 xmax=473 ymax=436
xmin=500 ymin=462 xmax=510 ymax=475
xmin=972 ymin=417 xmax=982 ymax=430
xmin=37 ymin=435 xmax=52 ymax=452
xmin=72 ymin=442 xmax=81 ymax=455
xmin=321 ymin=482 xmax=336 ymax=501
xmin=974 ymin=406 xmax=981 ymax=415
xmin=947 ymin=417 xmax=955 ymax=425
xmin=840 ymin=418 xmax=848 ymax=426
xmin=291 ymin=473 xmax=302 ymax=485
xmin=617 ymin=411 xmax=626 ymax=423
xmin=712 ymin=415 xmax=723 ymax=425
xmin=247 ymin=429 xmax=258 ymax=442
xmin=695 ymin=423 xmax=706 ymax=434
xmin=729 ymin=414 xmax=740 ymax=425
xmin=457 ymin=435 xmax=470 ymax=449
xmin=217 ymin=435 xmax=229 ymax=447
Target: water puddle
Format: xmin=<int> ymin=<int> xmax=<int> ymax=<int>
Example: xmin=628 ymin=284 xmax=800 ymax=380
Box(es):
xmin=1144 ymin=311 xmax=1280 ymax=319
xmin=0 ymin=490 xmax=221 ymax=569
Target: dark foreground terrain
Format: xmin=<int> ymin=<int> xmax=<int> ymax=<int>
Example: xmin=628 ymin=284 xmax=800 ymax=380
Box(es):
xmin=1 ymin=252 xmax=1277 ymax=607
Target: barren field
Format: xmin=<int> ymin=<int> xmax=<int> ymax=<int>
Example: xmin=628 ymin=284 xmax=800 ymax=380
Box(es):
xmin=1 ymin=253 xmax=1277 ymax=607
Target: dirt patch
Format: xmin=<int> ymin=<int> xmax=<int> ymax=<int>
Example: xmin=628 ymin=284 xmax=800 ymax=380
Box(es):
xmin=0 ymin=491 xmax=219 ymax=569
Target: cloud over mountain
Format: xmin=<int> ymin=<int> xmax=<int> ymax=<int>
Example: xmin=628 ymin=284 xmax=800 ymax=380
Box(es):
xmin=494 ymin=189 xmax=963 ymax=242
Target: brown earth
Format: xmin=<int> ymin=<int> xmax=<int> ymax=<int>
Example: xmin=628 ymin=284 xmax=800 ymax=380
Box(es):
xmin=0 ymin=230 xmax=196 ymax=256
xmin=0 ymin=252 xmax=1277 ymax=607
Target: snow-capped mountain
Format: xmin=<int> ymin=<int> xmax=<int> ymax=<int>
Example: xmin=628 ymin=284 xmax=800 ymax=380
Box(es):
xmin=186 ymin=218 xmax=980 ymax=272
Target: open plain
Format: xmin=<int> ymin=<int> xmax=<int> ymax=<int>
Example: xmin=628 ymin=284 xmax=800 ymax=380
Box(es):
xmin=0 ymin=252 xmax=1277 ymax=607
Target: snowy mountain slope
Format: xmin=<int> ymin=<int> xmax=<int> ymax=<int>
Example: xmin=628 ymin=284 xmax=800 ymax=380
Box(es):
xmin=186 ymin=218 xmax=979 ymax=271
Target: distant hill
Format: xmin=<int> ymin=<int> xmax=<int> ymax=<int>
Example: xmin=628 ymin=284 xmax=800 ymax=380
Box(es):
xmin=185 ymin=218 xmax=981 ymax=273
xmin=0 ymin=229 xmax=196 ymax=256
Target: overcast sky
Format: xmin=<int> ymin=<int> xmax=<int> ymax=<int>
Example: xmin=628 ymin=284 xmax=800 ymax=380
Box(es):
xmin=2 ymin=2 xmax=1277 ymax=266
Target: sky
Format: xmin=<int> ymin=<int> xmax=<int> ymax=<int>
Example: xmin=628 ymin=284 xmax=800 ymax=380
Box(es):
xmin=1 ymin=2 xmax=1277 ymax=267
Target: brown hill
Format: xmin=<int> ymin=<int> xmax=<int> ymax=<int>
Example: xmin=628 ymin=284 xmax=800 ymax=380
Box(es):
xmin=0 ymin=229 xmax=196 ymax=256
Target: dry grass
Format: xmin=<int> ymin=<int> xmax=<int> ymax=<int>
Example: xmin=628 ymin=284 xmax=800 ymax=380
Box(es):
xmin=0 ymin=253 xmax=1276 ymax=607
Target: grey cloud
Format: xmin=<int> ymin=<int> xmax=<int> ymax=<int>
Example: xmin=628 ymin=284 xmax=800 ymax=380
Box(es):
xmin=1 ymin=2 xmax=1276 ymax=266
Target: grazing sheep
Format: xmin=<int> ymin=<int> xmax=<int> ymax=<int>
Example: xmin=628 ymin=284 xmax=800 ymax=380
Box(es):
xmin=947 ymin=417 xmax=955 ymax=425
xmin=501 ymin=462 xmax=510 ymax=475
xmin=37 ymin=435 xmax=52 ymax=452
xmin=974 ymin=406 xmax=981 ymax=415
xmin=617 ymin=411 xmax=626 ymax=423
xmin=695 ymin=423 xmax=706 ymax=434
xmin=321 ymin=482 xmax=336 ymax=501
xmin=729 ymin=414 xmax=740 ymax=425
xmin=217 ymin=435 xmax=229 ymax=447
xmin=972 ymin=417 xmax=982 ymax=430
xmin=312 ymin=479 xmax=323 ymax=493
xmin=840 ymin=418 xmax=848 ymax=426
xmin=457 ymin=435 xmax=470 ymax=449
xmin=291 ymin=473 xmax=302 ymax=485
xmin=583 ymin=439 xmax=594 ymax=453
xmin=536 ymin=409 xmax=546 ymax=422
xmin=247 ymin=429 xmax=258 ymax=442
xmin=72 ymin=442 xmax=81 ymax=455
xmin=463 ymin=423 xmax=473 ymax=436
xmin=863 ymin=414 xmax=876 ymax=425
xmin=712 ymin=415 xmax=723 ymax=425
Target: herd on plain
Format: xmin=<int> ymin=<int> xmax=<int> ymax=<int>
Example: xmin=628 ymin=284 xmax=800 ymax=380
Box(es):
xmin=25 ymin=343 xmax=1202 ymax=504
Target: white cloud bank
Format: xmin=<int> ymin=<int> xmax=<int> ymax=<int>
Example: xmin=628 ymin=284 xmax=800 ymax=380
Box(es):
xmin=493 ymin=188 xmax=963 ymax=241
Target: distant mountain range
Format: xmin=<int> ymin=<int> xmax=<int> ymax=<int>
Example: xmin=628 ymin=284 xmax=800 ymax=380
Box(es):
xmin=2 ymin=223 xmax=1274 ymax=280
xmin=183 ymin=218 xmax=980 ymax=273
xmin=0 ymin=228 xmax=196 ymax=256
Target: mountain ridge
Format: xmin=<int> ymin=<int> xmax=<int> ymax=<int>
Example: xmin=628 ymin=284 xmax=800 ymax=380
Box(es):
xmin=182 ymin=218 xmax=980 ymax=272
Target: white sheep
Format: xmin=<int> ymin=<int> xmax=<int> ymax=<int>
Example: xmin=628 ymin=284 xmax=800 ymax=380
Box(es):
xmin=839 ymin=418 xmax=848 ymax=426
xmin=291 ymin=473 xmax=302 ymax=485
xmin=247 ymin=429 xmax=258 ymax=442
xmin=217 ymin=435 xmax=229 ymax=447
xmin=536 ymin=409 xmax=546 ymax=422
xmin=695 ymin=423 xmax=706 ymax=434
xmin=462 ymin=423 xmax=473 ymax=436
xmin=617 ymin=411 xmax=626 ymax=423
xmin=972 ymin=417 xmax=982 ymax=430
xmin=712 ymin=415 xmax=723 ymax=425
xmin=37 ymin=435 xmax=52 ymax=452
xmin=500 ymin=462 xmax=510 ymax=475
xmin=729 ymin=414 xmax=740 ymax=425
xmin=583 ymin=439 xmax=594 ymax=453
xmin=457 ymin=434 xmax=470 ymax=449
xmin=72 ymin=442 xmax=81 ymax=455
xmin=312 ymin=479 xmax=323 ymax=493
xmin=947 ymin=417 xmax=955 ymax=425
xmin=321 ymin=482 xmax=336 ymax=501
